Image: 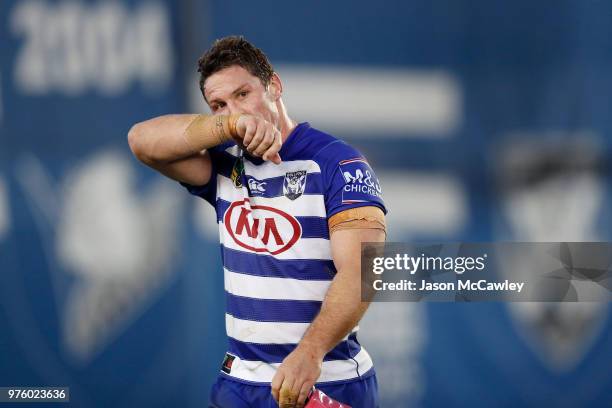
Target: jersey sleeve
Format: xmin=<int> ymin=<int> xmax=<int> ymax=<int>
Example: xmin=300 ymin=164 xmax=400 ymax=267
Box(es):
xmin=179 ymin=143 xmax=229 ymax=206
xmin=320 ymin=141 xmax=387 ymax=219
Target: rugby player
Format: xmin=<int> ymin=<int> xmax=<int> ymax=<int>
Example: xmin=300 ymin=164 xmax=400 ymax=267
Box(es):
xmin=128 ymin=36 xmax=386 ymax=408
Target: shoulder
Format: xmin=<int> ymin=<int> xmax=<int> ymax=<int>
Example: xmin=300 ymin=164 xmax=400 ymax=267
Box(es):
xmin=292 ymin=124 xmax=364 ymax=169
xmin=300 ymin=127 xmax=386 ymax=216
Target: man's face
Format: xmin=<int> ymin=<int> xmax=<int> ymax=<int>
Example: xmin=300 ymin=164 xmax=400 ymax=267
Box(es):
xmin=204 ymin=65 xmax=279 ymax=125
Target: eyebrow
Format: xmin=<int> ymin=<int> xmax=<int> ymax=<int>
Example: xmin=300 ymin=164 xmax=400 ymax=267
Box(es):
xmin=207 ymin=83 xmax=250 ymax=105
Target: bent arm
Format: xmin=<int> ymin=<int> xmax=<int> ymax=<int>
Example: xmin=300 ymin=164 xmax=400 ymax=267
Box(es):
xmin=127 ymin=114 xmax=213 ymax=185
xmin=128 ymin=113 xmax=281 ymax=185
xmin=128 ymin=113 xmax=243 ymax=185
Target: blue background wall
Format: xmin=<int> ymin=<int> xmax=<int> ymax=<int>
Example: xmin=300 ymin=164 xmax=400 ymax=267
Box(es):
xmin=1 ymin=1 xmax=610 ymax=406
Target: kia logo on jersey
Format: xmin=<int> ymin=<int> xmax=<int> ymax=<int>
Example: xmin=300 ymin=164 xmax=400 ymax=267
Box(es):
xmin=223 ymin=199 xmax=301 ymax=255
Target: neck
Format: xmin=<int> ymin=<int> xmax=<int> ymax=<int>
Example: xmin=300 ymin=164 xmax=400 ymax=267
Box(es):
xmin=276 ymin=99 xmax=296 ymax=143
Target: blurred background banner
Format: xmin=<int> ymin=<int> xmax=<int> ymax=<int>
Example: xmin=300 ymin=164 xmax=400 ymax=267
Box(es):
xmin=1 ymin=0 xmax=611 ymax=407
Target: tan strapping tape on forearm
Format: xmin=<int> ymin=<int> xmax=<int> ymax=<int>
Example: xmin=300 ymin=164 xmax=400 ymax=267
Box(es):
xmin=182 ymin=114 xmax=242 ymax=153
xmin=328 ymin=206 xmax=387 ymax=235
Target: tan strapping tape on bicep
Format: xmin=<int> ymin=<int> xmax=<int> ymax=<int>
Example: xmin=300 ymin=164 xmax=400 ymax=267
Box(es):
xmin=182 ymin=114 xmax=242 ymax=152
xmin=328 ymin=206 xmax=387 ymax=235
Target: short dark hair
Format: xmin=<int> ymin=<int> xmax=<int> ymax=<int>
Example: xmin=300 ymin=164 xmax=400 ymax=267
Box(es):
xmin=197 ymin=36 xmax=274 ymax=99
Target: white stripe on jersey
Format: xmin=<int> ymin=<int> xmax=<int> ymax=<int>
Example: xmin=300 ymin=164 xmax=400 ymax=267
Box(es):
xmin=245 ymin=194 xmax=327 ymax=217
xmin=226 ymin=314 xmax=359 ymax=344
xmin=224 ymin=348 xmax=374 ymax=384
xmin=218 ymin=175 xmax=327 ymax=217
xmin=215 ymin=176 xmax=245 ymax=203
xmin=220 ymin=234 xmax=332 ymax=260
xmin=226 ymin=314 xmax=310 ymax=344
xmin=224 ymin=269 xmax=331 ymax=301
xmin=243 ymin=159 xmax=321 ymax=180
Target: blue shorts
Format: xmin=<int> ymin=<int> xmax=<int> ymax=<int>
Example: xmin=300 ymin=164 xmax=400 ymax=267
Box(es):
xmin=209 ymin=372 xmax=379 ymax=408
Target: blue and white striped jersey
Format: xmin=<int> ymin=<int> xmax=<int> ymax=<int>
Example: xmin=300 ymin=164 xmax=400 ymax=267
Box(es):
xmin=182 ymin=122 xmax=386 ymax=384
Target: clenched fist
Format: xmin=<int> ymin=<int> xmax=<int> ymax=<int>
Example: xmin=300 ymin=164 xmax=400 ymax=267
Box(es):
xmin=235 ymin=115 xmax=282 ymax=164
xmin=271 ymin=343 xmax=323 ymax=408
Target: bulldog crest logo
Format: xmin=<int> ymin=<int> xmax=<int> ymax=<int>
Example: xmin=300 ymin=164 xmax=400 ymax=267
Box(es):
xmin=283 ymin=170 xmax=307 ymax=200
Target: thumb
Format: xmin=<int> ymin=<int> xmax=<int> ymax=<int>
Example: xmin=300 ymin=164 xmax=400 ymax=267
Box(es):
xmin=234 ymin=114 xmax=249 ymax=136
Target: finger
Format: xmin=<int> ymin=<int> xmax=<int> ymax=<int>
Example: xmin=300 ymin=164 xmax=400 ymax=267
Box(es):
xmin=235 ymin=114 xmax=248 ymax=137
xmin=290 ymin=379 xmax=304 ymax=408
xmin=279 ymin=392 xmax=298 ymax=408
xmin=253 ymin=127 xmax=275 ymax=156
xmin=271 ymin=371 xmax=284 ymax=404
xmin=247 ymin=123 xmax=267 ymax=155
xmin=279 ymin=378 xmax=297 ymax=408
xmin=262 ymin=131 xmax=282 ymax=162
xmin=261 ymin=140 xmax=281 ymax=162
xmin=270 ymin=153 xmax=282 ymax=164
xmin=296 ymin=382 xmax=314 ymax=408
xmin=242 ymin=120 xmax=257 ymax=146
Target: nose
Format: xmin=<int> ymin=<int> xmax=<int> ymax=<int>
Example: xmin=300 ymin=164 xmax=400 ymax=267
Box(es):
xmin=225 ymin=100 xmax=245 ymax=116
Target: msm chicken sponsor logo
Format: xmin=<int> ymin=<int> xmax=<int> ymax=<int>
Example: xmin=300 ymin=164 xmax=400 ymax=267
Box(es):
xmin=340 ymin=158 xmax=383 ymax=203
xmin=224 ymin=199 xmax=301 ymax=255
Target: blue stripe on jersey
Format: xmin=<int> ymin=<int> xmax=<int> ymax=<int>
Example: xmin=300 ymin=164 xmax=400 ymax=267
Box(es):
xmin=222 ymin=246 xmax=336 ymax=280
xmin=216 ymin=199 xmax=329 ymax=238
xmin=296 ymin=216 xmax=329 ymax=238
xmin=226 ymin=292 xmax=322 ymax=323
xmin=217 ymin=199 xmax=230 ymax=221
xmin=243 ymin=172 xmax=324 ymax=199
xmin=227 ymin=333 xmax=361 ymax=363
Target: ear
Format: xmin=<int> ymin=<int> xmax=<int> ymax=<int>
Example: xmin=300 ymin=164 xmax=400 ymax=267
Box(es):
xmin=268 ymin=72 xmax=283 ymax=101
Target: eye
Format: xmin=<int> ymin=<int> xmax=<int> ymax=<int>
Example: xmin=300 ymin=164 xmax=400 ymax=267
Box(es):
xmin=238 ymin=90 xmax=248 ymax=98
xmin=211 ymin=102 xmax=225 ymax=112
